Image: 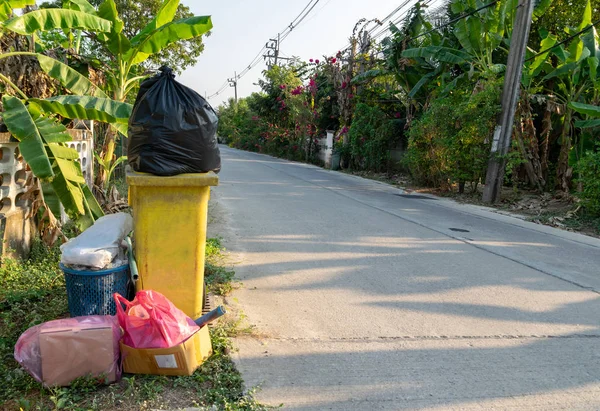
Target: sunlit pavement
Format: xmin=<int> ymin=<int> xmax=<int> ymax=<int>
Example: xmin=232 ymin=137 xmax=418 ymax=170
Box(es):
xmin=213 ymin=146 xmax=600 ymax=410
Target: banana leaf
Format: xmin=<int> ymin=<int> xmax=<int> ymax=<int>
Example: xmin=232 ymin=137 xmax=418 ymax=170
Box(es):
xmin=575 ymin=119 xmax=600 ymax=128
xmin=570 ymin=101 xmax=600 ymax=117
xmin=402 ymin=46 xmax=472 ymax=65
xmin=529 ymin=34 xmax=557 ymax=77
xmin=31 ymin=96 xmax=132 ymax=135
xmin=50 ymin=167 xmax=85 ymax=215
xmin=97 ymin=0 xmax=130 ymax=55
xmin=62 ymin=0 xmax=96 ymax=14
xmin=127 ymin=16 xmax=212 ymax=65
xmin=55 ymin=157 xmax=85 ymax=184
xmin=4 ymin=9 xmax=111 ymax=35
xmin=130 ymin=0 xmax=179 ymax=45
xmin=351 ymin=69 xmax=388 ymax=84
xmin=33 ymin=114 xmax=72 ymax=143
xmin=36 ymin=54 xmax=107 ymax=97
xmin=543 ymin=62 xmax=579 ymax=80
xmin=41 ymin=181 xmax=62 ymax=220
xmin=47 ymin=143 xmax=79 ymax=160
xmin=82 ymin=184 xmax=103 ymax=220
xmin=1 ymin=96 xmax=54 ymax=179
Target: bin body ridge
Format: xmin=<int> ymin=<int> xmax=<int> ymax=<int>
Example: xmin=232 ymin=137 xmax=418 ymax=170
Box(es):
xmin=127 ymin=170 xmax=218 ymax=319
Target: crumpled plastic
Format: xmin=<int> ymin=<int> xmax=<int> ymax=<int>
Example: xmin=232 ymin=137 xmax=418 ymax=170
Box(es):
xmin=14 ymin=316 xmax=121 ymax=387
xmin=115 ymin=290 xmax=199 ymax=349
xmin=127 ymin=66 xmax=221 ymax=176
xmin=60 ymin=213 xmax=133 ymax=269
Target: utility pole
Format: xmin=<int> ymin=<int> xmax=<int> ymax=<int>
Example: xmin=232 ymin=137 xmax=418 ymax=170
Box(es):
xmin=227 ymin=71 xmax=238 ymax=103
xmin=264 ymin=35 xmax=279 ymax=69
xmin=482 ymin=0 xmax=535 ymax=203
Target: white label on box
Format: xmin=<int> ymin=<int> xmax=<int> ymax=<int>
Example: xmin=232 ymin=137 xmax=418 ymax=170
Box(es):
xmin=154 ymin=354 xmax=178 ymax=369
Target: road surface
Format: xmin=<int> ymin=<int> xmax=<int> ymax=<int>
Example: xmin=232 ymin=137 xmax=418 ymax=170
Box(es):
xmin=211 ymin=146 xmax=600 ymax=410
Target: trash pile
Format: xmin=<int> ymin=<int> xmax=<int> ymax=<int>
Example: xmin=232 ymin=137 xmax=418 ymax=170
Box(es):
xmin=14 ymin=291 xmax=226 ymax=386
xmin=12 ymin=67 xmax=226 ymax=387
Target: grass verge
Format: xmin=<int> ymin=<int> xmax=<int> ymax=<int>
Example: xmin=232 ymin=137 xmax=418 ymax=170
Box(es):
xmin=0 ymin=238 xmax=267 ymax=410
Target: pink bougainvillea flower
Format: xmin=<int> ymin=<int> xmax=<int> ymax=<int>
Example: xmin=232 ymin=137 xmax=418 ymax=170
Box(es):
xmin=309 ymin=59 xmax=314 ymax=63
xmin=279 ymin=84 xmax=286 ymax=89
xmin=349 ymin=94 xmax=354 ymax=99
xmin=331 ymin=58 xmax=337 ymax=64
xmin=315 ymin=59 xmax=320 ymax=64
xmin=291 ymin=85 xmax=304 ymax=95
xmin=341 ymin=81 xmax=347 ymax=89
xmin=395 ymin=112 xmax=401 ymax=118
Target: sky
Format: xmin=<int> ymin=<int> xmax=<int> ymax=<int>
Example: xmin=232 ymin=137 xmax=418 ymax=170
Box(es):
xmin=177 ymin=0 xmax=429 ymax=108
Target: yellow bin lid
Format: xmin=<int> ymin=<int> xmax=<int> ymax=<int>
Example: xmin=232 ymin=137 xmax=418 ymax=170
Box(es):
xmin=127 ymin=168 xmax=219 ymax=187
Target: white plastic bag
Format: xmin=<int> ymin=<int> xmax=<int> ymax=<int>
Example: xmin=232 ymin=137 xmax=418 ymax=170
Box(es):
xmin=60 ymin=213 xmax=133 ymax=269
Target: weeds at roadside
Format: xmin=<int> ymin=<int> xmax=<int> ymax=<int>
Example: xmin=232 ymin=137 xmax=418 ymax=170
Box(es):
xmin=0 ymin=237 xmax=269 ymax=410
xmin=205 ymin=237 xmax=239 ymax=296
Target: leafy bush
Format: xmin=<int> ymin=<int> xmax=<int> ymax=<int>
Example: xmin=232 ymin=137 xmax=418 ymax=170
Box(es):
xmin=348 ymin=103 xmax=397 ymax=172
xmin=577 ymin=149 xmax=600 ymax=215
xmin=404 ymin=80 xmax=501 ymax=190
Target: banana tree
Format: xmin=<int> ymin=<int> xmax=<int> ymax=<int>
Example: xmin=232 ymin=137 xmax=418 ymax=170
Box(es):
xmin=0 ymin=1 xmax=122 ymax=229
xmin=65 ymin=0 xmax=212 ymax=185
xmin=540 ymin=0 xmax=598 ymax=191
xmin=400 ymin=0 xmax=517 ymax=91
xmin=2 ymin=95 xmax=104 ymax=229
xmin=2 ymin=0 xmax=213 ymax=186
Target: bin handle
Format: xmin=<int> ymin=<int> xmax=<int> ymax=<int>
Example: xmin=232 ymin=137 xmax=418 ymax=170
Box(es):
xmin=125 ymin=237 xmax=139 ymax=282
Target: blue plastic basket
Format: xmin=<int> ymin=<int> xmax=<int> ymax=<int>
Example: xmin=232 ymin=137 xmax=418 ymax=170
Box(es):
xmin=60 ymin=263 xmax=130 ymax=317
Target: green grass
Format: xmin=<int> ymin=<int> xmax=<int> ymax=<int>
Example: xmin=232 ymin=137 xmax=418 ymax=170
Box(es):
xmin=0 ymin=238 xmax=268 ymax=410
xmin=205 ymin=238 xmax=238 ymax=296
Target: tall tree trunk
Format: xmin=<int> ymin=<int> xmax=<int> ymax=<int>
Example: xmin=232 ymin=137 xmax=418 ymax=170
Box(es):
xmin=556 ymin=111 xmax=572 ymax=192
xmin=513 ymin=96 xmax=544 ymax=191
xmin=540 ymin=102 xmax=553 ymax=184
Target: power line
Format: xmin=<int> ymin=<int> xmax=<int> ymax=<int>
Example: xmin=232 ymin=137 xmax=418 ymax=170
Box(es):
xmin=280 ymin=0 xmax=323 ymax=43
xmin=295 ymin=0 xmax=334 ymax=28
xmin=287 ymin=0 xmax=321 ymax=36
xmin=524 ymin=19 xmax=600 ymax=62
xmin=335 ymin=0 xmax=425 ymax=57
xmin=207 ymin=0 xmax=324 ymax=100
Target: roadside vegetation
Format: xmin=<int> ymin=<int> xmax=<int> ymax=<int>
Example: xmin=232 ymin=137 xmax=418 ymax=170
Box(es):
xmin=0 ymin=236 xmax=267 ymax=410
xmin=217 ymin=0 xmax=600 ymax=235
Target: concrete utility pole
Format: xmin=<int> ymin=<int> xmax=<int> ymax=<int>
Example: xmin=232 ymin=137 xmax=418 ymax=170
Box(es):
xmin=265 ymin=36 xmax=279 ymax=69
xmin=482 ymin=0 xmax=535 ymax=203
xmin=228 ymin=71 xmax=238 ymax=103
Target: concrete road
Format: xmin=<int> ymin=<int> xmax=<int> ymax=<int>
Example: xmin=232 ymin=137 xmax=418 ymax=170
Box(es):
xmin=212 ymin=146 xmax=600 ymax=410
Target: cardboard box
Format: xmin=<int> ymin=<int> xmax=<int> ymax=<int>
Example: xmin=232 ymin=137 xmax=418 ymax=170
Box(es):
xmin=39 ymin=325 xmax=117 ymax=387
xmin=120 ymin=325 xmax=212 ymax=376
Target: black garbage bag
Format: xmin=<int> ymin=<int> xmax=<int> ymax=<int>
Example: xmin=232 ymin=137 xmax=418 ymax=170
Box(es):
xmin=127 ymin=67 xmax=221 ymax=176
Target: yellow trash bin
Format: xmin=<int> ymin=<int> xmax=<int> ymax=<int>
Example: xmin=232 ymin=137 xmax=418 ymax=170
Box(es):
xmin=127 ymin=169 xmax=219 ymax=319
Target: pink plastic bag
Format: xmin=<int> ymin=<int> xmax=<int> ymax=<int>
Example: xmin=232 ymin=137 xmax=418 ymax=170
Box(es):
xmin=14 ymin=316 xmax=121 ymax=387
xmin=114 ymin=290 xmax=199 ymax=349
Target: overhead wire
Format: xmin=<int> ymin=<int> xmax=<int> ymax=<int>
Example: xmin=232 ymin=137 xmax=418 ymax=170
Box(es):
xmin=207 ymin=0 xmax=323 ymax=99
xmin=524 ymin=19 xmax=600 ymax=62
